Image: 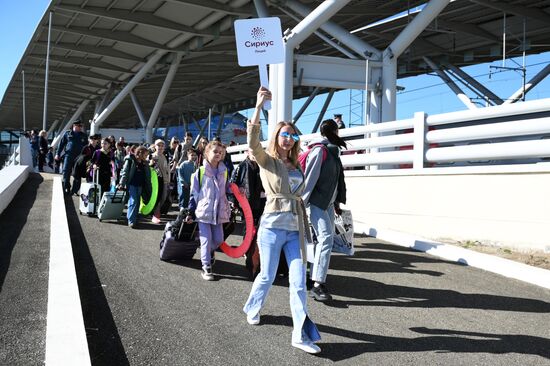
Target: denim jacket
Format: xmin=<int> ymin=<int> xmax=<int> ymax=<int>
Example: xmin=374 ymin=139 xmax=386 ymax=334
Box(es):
xmin=188 ymin=160 xmax=231 ymax=225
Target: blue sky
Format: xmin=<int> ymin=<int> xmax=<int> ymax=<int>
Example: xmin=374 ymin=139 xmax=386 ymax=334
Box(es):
xmin=1 ymin=1 xmax=549 ymax=136
xmin=0 ymin=1 xmax=51 ymax=101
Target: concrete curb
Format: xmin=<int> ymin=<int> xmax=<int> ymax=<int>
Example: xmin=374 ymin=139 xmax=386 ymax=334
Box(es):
xmin=45 ymin=177 xmax=91 ymax=365
xmin=355 ymin=223 xmax=550 ymax=290
xmin=0 ymin=165 xmax=30 ymax=215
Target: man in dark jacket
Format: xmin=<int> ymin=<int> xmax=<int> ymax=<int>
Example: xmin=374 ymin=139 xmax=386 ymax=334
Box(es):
xmin=55 ymin=120 xmax=88 ymax=194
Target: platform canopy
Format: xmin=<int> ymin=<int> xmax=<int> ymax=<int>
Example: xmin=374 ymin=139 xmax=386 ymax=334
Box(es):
xmin=1 ymin=0 xmax=549 ymax=131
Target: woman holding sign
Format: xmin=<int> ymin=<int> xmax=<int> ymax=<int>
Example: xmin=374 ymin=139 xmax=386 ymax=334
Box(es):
xmin=242 ymin=87 xmax=321 ymax=354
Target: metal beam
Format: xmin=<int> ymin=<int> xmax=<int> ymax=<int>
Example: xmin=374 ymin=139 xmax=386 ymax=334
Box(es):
xmin=46 ymin=65 xmax=114 ymax=82
xmin=35 ymin=41 xmax=143 ymax=63
xmin=292 ymin=87 xmax=321 ymax=124
xmin=165 ymin=0 xmax=254 ymax=16
xmin=504 ymin=63 xmax=550 ymax=104
xmin=130 ymin=91 xmax=148 ymax=128
xmin=51 ymin=100 xmax=90 ymax=149
xmin=444 ymin=62 xmax=504 ymax=105
xmin=470 ymin=0 xmax=550 ymax=25
xmin=27 ymin=72 xmax=108 ymax=89
xmin=436 ymin=19 xmax=500 ymax=43
xmin=281 ymin=0 xmax=381 ymax=59
xmin=146 ymin=53 xmax=182 ymax=143
xmin=387 ymin=0 xmax=451 ymax=59
xmin=55 ymin=4 xmax=233 ymax=39
xmin=282 ymin=0 xmax=352 ymax=121
xmin=423 ymin=56 xmax=478 ymax=110
xmin=51 ymin=25 xmax=168 ymax=51
xmin=91 ymin=50 xmax=167 ymax=134
xmin=311 ymin=89 xmax=335 ymax=133
xmin=28 ymin=53 xmax=132 ymax=74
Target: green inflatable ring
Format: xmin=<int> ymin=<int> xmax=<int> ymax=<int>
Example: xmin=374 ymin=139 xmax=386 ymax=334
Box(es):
xmin=140 ymin=167 xmax=158 ymax=215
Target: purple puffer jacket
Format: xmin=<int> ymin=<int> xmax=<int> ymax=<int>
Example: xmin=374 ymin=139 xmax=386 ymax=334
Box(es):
xmin=189 ymin=160 xmax=231 ymax=225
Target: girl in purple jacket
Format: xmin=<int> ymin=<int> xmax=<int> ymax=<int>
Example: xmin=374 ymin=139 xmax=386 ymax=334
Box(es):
xmin=186 ymin=141 xmax=231 ymax=281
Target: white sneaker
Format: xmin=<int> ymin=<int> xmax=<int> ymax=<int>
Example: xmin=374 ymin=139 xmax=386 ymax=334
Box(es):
xmin=201 ymin=266 xmax=214 ymax=281
xmin=292 ymin=340 xmax=321 ymax=354
xmin=246 ymin=313 xmax=260 ymax=325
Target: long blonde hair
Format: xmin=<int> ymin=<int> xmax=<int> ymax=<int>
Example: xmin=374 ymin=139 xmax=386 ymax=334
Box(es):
xmin=267 ymin=121 xmax=300 ymax=167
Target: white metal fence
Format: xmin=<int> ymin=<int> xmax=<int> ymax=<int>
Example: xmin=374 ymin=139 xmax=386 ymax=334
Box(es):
xmin=226 ymin=97 xmax=550 ymax=170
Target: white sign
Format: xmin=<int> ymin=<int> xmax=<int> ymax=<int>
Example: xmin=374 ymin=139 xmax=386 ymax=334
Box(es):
xmin=234 ymin=17 xmax=284 ymax=66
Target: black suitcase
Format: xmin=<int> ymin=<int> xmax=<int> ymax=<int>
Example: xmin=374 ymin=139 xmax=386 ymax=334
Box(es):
xmin=159 ymin=210 xmax=199 ymax=261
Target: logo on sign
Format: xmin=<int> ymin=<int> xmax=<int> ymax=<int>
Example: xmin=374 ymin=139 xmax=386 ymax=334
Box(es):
xmin=244 ymin=26 xmax=274 ymax=53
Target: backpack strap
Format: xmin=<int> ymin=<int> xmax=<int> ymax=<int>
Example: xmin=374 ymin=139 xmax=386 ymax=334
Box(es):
xmin=198 ymin=165 xmax=228 ymax=187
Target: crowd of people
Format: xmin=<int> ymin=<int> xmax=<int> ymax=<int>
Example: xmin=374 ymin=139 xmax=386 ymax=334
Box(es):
xmin=41 ymin=89 xmax=347 ymax=355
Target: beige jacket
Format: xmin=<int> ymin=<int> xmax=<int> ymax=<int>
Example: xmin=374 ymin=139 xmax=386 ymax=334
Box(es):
xmin=247 ymin=123 xmax=311 ymax=263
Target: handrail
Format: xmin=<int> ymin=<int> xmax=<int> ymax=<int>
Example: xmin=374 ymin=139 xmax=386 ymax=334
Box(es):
xmin=219 ymin=98 xmax=550 ymax=171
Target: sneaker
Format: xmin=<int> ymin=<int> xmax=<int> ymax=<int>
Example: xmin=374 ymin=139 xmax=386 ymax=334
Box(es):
xmin=246 ymin=313 xmax=260 ymax=325
xmin=310 ymin=283 xmax=332 ymax=302
xmin=292 ymin=340 xmax=321 ymax=354
xmin=152 ymin=216 xmax=161 ymax=224
xmin=201 ymin=266 xmax=214 ymax=281
xmin=128 ymin=222 xmax=136 ymax=229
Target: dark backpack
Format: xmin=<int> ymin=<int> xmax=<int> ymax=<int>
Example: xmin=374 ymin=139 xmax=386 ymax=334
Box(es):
xmin=298 ymin=143 xmax=328 ymax=171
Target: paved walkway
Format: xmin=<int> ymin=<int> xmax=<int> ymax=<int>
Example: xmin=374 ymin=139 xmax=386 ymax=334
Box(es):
xmin=1 ymin=175 xmax=549 ymax=365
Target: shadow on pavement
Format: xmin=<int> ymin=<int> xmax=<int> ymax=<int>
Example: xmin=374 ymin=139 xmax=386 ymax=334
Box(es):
xmin=0 ymin=174 xmax=43 ymax=292
xmin=330 ymin=242 xmax=448 ymax=276
xmin=65 ymin=196 xmax=130 ymax=366
xmin=322 ymin=272 xmax=550 ymax=313
xmin=261 ymin=315 xmax=550 ymax=361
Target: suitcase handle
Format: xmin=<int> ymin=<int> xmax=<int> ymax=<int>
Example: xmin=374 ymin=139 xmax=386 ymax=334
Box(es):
xmin=110 ymin=188 xmax=126 ymax=204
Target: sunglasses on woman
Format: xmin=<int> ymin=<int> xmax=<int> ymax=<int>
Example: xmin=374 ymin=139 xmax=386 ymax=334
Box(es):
xmin=279 ymin=131 xmax=300 ymax=142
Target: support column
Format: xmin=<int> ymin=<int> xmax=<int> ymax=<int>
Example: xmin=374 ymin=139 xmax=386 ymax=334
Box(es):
xmin=51 ymin=100 xmax=90 ymax=149
xmin=216 ymin=105 xmax=227 ymax=138
xmin=91 ymin=50 xmax=167 ymax=135
xmin=253 ymin=0 xmax=269 ymax=17
xmin=130 ymin=91 xmax=148 ymax=127
xmin=46 ymin=119 xmax=59 ymax=139
xmin=504 ymin=63 xmax=550 ymax=104
xmin=381 ymin=55 xmax=397 ymax=122
xmin=293 ymin=87 xmax=321 ymax=123
xmin=311 ymin=89 xmax=335 ymax=133
xmin=369 ymin=67 xmax=382 ymax=123
xmin=94 ymin=83 xmax=116 ymax=120
xmin=268 ymin=63 xmax=279 ymax=138
xmin=22 ymin=70 xmax=26 ymax=132
xmin=423 ymin=57 xmax=478 ymax=110
xmin=281 ymin=0 xmax=352 ymax=122
xmin=381 ymin=0 xmax=451 ymax=121
xmin=42 ymin=11 xmax=52 ymax=132
xmin=145 ymin=52 xmax=182 ymax=144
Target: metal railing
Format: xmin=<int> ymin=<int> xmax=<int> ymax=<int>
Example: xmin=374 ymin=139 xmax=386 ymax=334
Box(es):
xmin=226 ymin=97 xmax=550 ymax=170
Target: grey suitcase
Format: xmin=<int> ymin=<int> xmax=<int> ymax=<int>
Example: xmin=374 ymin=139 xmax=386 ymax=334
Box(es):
xmin=98 ymin=189 xmax=126 ymax=222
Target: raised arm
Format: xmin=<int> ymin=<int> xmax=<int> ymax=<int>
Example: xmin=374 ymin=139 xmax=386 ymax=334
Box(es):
xmin=247 ymin=87 xmax=272 ymax=168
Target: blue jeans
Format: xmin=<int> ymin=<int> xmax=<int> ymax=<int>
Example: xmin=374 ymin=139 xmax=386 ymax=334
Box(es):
xmin=62 ymin=155 xmax=75 ymax=192
xmin=178 ymin=183 xmax=190 ymax=209
xmin=127 ymin=185 xmax=142 ymax=225
xmin=198 ymin=222 xmax=224 ymax=267
xmin=309 ymin=203 xmax=335 ymax=284
xmin=243 ymin=227 xmax=321 ymax=343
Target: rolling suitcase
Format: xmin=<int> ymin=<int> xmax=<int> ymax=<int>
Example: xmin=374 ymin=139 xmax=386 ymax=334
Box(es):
xmin=160 ymin=209 xmax=199 ymax=261
xmin=98 ymin=189 xmax=126 ymax=222
xmin=79 ymin=170 xmax=101 ymax=216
